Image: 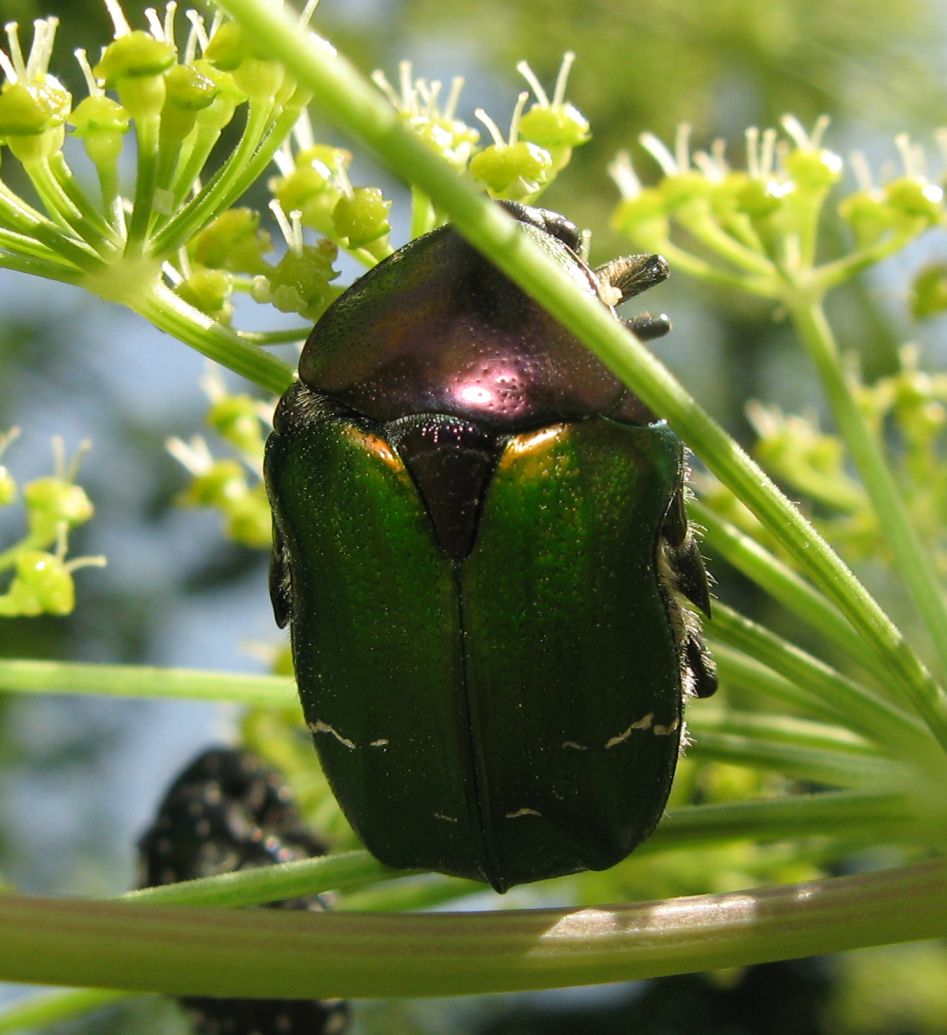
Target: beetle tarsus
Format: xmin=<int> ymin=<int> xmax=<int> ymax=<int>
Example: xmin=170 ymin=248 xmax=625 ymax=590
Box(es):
xmin=596 ymin=253 xmax=669 ymax=303
xmin=686 ymin=636 xmax=719 ymax=698
xmin=625 ymin=312 xmax=671 ymax=341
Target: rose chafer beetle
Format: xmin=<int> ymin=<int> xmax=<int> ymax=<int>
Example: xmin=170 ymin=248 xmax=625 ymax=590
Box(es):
xmin=265 ymin=202 xmax=716 ymax=892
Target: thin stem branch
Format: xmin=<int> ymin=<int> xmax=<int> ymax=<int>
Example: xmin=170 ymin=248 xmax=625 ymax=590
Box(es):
xmin=137 ymin=281 xmax=294 ymax=395
xmin=692 ymin=501 xmax=880 ymax=679
xmin=0 ymin=657 xmax=295 ymax=707
xmin=708 ymin=604 xmax=931 ymax=756
xmin=0 ymin=990 xmax=129 ymax=1035
xmin=788 ymin=299 xmax=947 ymax=689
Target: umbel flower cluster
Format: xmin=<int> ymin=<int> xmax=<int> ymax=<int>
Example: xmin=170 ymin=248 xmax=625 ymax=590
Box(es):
xmin=0 ymin=2 xmax=588 ymax=327
xmin=0 ymin=0 xmax=591 ymax=599
xmin=609 ymin=119 xmax=947 ymax=576
xmin=0 ymin=431 xmax=104 ymax=617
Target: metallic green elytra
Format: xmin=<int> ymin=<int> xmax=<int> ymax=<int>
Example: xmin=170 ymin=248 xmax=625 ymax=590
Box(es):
xmin=264 ymin=202 xmax=716 ymax=892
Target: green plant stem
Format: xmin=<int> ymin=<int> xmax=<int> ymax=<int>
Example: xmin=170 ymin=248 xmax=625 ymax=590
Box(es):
xmin=169 ymin=119 xmax=225 ymax=209
xmin=686 ymin=712 xmax=899 ymax=787
xmin=240 ymin=326 xmax=310 ymax=344
xmin=0 ymin=252 xmax=84 ymax=283
xmin=137 ymin=281 xmax=294 ymax=395
xmin=789 ymin=298 xmax=947 ymax=686
xmin=410 ymin=186 xmax=437 ymax=238
xmin=125 ymin=114 xmax=161 ymax=255
xmin=0 ymin=180 xmax=104 ymax=272
xmin=47 ymin=152 xmax=115 ymax=241
xmin=813 ymin=231 xmax=918 ymax=292
xmin=685 ymin=204 xmax=778 ymax=276
xmin=19 ymin=159 xmax=85 ymax=235
xmin=707 ymin=604 xmax=930 ymax=754
xmin=686 ymin=729 xmax=901 ymax=787
xmin=710 ymin=643 xmax=866 ymax=727
xmin=0 ymin=859 xmax=943 ymax=998
xmin=0 ymin=658 xmax=295 ymax=707
xmin=216 ymin=0 xmax=947 ymax=754
xmin=0 ymin=989 xmax=128 ymax=1035
xmin=691 ymin=501 xmax=876 ymax=676
xmin=653 ymin=239 xmax=775 ymax=295
xmin=645 ymin=790 xmax=912 ymax=849
xmin=125 ymin=851 xmax=395 ymax=908
xmin=151 ymin=100 xmax=299 ymax=256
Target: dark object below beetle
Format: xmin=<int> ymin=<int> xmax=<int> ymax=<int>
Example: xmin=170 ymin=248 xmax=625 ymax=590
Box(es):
xmin=138 ymin=746 xmax=351 ymax=1035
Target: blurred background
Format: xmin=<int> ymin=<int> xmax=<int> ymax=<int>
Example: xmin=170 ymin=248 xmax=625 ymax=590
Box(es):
xmin=0 ymin=0 xmax=945 ymax=1031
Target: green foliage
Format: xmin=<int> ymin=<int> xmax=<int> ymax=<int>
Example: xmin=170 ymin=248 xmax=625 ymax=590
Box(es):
xmin=0 ymin=0 xmax=945 ymax=1031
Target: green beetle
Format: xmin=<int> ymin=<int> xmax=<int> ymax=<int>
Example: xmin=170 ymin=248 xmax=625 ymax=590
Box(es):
xmin=265 ymin=202 xmax=716 ymax=892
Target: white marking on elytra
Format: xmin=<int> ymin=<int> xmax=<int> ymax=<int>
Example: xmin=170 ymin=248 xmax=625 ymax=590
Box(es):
xmin=369 ymin=738 xmax=390 ymax=748
xmin=505 ymin=807 xmax=542 ymax=819
xmin=434 ymin=812 xmax=459 ymax=823
xmin=653 ymin=718 xmax=681 ymax=736
xmin=604 ymin=712 xmax=654 ymax=748
xmin=562 ymin=740 xmax=588 ymax=751
xmin=309 ymin=719 xmax=357 ymax=750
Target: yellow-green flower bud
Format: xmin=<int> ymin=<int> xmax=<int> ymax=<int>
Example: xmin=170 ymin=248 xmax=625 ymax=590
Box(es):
xmin=469 ymin=141 xmax=552 ymax=200
xmin=911 ymin=263 xmax=947 ymax=320
xmin=190 ymin=60 xmax=247 ymax=130
xmin=735 ymin=177 xmax=787 ymax=220
xmin=272 ymin=147 xmax=351 ymax=236
xmin=332 ymin=187 xmax=391 ymax=249
xmin=0 ymin=79 xmax=71 ymax=162
xmin=298 ymin=145 xmax=351 ymax=178
xmin=255 ymin=241 xmax=340 ymax=319
xmin=783 ymin=147 xmax=843 ymax=191
xmin=838 ymin=190 xmax=893 ymax=247
xmin=225 ymin=483 xmax=271 ymax=549
xmin=0 ymin=550 xmax=74 ymax=616
xmin=207 ymin=396 xmax=266 ymax=457
xmin=0 ymin=79 xmax=71 ymax=136
xmin=176 ymin=268 xmax=234 ymax=324
xmin=160 ymin=64 xmax=219 ymax=144
xmin=183 ymin=458 xmax=246 ymax=508
xmin=93 ymin=32 xmax=176 ymax=121
xmin=410 ymin=116 xmax=479 ymax=170
xmin=884 ymin=177 xmax=944 ymax=228
xmin=24 ymin=478 xmax=94 ymax=544
xmin=188 ymin=208 xmax=272 ymax=275
xmin=69 ymin=95 xmax=130 ymax=168
xmin=204 ymin=22 xmax=285 ymax=101
xmin=518 ymin=103 xmax=589 ymax=173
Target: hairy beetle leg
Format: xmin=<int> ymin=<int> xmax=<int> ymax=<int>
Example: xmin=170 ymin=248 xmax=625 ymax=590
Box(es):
xmin=596 ymin=253 xmax=669 ymax=302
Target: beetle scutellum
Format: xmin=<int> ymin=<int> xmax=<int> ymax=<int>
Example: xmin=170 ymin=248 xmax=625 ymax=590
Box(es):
xmin=264 ymin=201 xmax=716 ymax=892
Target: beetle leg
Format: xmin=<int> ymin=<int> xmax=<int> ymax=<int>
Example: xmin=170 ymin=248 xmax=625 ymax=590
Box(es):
xmin=269 ymin=521 xmax=293 ymax=629
xmin=624 ymin=312 xmax=671 ymax=341
xmin=686 ymin=635 xmax=718 ymax=698
xmin=595 ymin=253 xmax=669 ymax=303
xmin=666 ymin=538 xmax=713 ymax=617
xmin=661 ymin=486 xmax=689 ymax=547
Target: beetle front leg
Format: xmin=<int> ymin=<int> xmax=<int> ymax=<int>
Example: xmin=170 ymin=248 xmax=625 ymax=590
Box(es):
xmin=624 ymin=312 xmax=671 ymax=341
xmin=595 ymin=253 xmax=669 ymax=302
